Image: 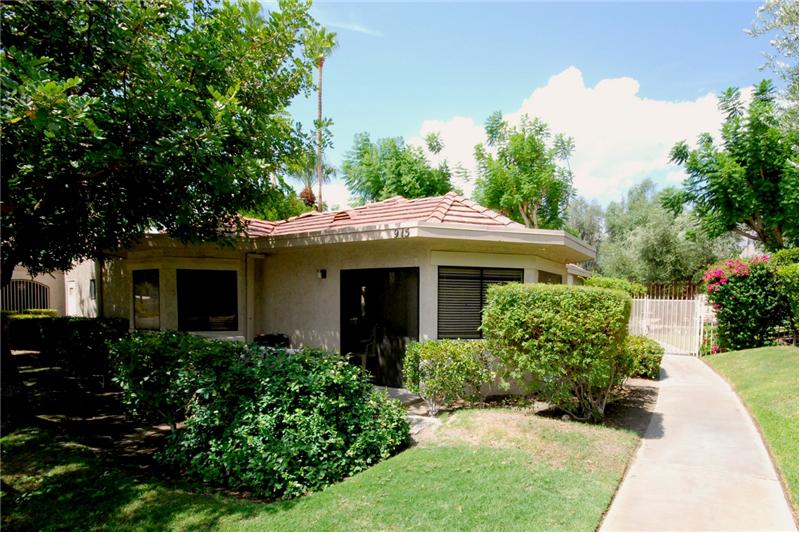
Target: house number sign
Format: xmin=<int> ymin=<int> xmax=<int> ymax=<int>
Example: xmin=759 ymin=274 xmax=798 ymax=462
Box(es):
xmin=393 ymin=227 xmax=410 ymax=239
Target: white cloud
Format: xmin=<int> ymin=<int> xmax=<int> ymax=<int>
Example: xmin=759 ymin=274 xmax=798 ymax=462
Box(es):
xmin=408 ymin=66 xmax=726 ymax=205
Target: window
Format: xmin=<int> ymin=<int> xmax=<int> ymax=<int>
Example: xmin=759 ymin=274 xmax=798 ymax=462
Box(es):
xmin=177 ymin=269 xmax=238 ymax=331
xmin=438 ymin=267 xmax=523 ymax=339
xmin=89 ymin=279 xmax=97 ymax=300
xmin=133 ymin=270 xmax=160 ymax=330
xmin=538 ymin=270 xmax=563 ymax=284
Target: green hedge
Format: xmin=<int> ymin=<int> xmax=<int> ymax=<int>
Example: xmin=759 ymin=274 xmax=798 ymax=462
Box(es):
xmin=482 ymin=283 xmax=633 ymax=421
xmin=584 ymin=275 xmax=646 ymax=297
xmin=2 ymin=314 xmax=128 ymax=385
xmin=110 ymin=332 xmax=410 ymax=500
xmin=771 ymin=247 xmax=799 ymax=267
xmin=624 ymin=335 xmax=664 ymax=380
xmin=403 ymin=339 xmax=492 ymax=414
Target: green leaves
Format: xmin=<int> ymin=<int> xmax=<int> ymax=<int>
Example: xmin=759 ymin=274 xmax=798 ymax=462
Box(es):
xmin=474 ymin=112 xmax=574 ymax=229
xmin=111 ymin=333 xmax=410 ymax=499
xmin=482 ymin=283 xmax=632 ymax=421
xmin=1 ymin=0 xmax=317 ymax=277
xmin=668 ymin=80 xmax=799 ymax=251
xmin=342 ymin=133 xmax=454 ymax=203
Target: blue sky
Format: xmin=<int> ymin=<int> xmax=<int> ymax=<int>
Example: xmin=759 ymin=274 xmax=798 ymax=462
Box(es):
xmin=283 ymin=1 xmax=772 ymax=208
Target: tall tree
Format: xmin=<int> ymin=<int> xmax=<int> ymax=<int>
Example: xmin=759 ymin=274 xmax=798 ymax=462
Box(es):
xmin=566 ymin=196 xmax=604 ymax=247
xmin=288 ymin=148 xmax=336 ymax=208
xmin=341 ymin=132 xmax=453 ymax=203
xmin=666 ymin=81 xmax=799 ymax=251
xmin=746 ymin=0 xmax=799 ymax=126
xmin=599 ymin=180 xmax=740 ymax=284
xmin=0 ymin=0 xmax=317 ymax=285
xmin=303 ymin=27 xmax=337 ymax=212
xmin=474 ymin=112 xmax=573 ymax=229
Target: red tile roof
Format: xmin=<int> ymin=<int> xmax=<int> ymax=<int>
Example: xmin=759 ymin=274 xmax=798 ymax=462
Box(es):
xmin=244 ymin=192 xmax=527 ymax=237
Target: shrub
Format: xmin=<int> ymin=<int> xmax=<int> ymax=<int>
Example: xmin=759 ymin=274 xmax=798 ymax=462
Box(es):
xmin=41 ymin=317 xmax=129 ymax=384
xmin=704 ymin=256 xmax=793 ymax=350
xmin=777 ymin=263 xmax=798 ymax=338
xmin=403 ymin=339 xmax=492 ymax=414
xmin=482 ymin=283 xmax=633 ymax=422
xmin=624 ymin=336 xmax=664 ymax=380
xmin=771 ymin=247 xmax=799 ymax=266
xmin=110 ymin=332 xmax=410 ymax=499
xmin=21 ymin=308 xmax=59 ymax=317
xmin=111 ymin=331 xmax=212 ymax=430
xmin=584 ymin=275 xmax=646 ymax=297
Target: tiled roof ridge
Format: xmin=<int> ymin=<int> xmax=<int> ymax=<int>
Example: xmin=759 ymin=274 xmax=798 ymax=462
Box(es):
xmin=425 ymin=192 xmax=458 ymax=223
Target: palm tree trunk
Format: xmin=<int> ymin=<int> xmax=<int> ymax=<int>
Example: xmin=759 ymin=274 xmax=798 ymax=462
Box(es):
xmin=316 ymin=59 xmax=324 ymax=212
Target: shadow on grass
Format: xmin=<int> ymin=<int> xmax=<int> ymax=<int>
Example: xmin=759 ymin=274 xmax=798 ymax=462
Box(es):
xmin=1 ymin=426 xmax=301 ymax=531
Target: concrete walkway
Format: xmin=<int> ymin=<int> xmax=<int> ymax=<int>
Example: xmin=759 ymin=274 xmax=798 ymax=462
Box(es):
xmin=602 ymin=355 xmax=797 ymax=531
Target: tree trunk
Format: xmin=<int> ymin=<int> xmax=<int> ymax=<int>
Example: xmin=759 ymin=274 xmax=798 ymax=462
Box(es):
xmin=316 ymin=59 xmax=324 ymax=212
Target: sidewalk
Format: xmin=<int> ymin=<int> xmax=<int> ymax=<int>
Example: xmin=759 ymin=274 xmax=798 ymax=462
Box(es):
xmin=602 ymin=354 xmax=797 ymax=531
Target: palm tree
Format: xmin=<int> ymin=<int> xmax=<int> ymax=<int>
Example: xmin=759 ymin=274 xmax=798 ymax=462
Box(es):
xmin=289 ymin=149 xmax=336 ymax=208
xmin=303 ymin=28 xmax=338 ymax=212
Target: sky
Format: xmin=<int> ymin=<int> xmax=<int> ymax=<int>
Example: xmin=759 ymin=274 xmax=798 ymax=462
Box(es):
xmin=281 ymin=1 xmax=773 ymax=210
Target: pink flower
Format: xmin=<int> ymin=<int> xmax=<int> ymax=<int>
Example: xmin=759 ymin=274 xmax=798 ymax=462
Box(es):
xmin=711 ymin=345 xmax=720 ymax=354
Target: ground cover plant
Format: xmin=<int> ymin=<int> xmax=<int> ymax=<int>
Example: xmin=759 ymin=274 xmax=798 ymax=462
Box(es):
xmin=704 ymin=346 xmax=799 ymax=511
xmin=110 ymin=332 xmax=410 ymax=500
xmin=482 ymin=283 xmax=633 ymax=421
xmin=0 ymin=408 xmax=639 ymax=531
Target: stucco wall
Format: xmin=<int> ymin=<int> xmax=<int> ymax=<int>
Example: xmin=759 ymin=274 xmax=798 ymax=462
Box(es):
xmin=261 ymin=241 xmax=569 ymax=351
xmin=103 ymin=238 xmax=570 ymax=351
xmin=10 ymin=260 xmax=98 ymax=316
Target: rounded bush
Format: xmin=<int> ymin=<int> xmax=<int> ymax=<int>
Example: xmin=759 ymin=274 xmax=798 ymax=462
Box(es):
xmin=624 ymin=335 xmax=664 ymax=380
xmin=482 ymin=283 xmax=633 ymax=421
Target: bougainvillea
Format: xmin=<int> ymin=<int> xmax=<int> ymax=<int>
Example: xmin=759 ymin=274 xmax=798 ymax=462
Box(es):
xmin=703 ymin=254 xmax=795 ymax=350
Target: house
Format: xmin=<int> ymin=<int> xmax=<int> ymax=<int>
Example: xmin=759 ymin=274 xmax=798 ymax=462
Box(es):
xmin=99 ymin=193 xmax=595 ymax=386
xmin=3 ymin=262 xmax=99 ymax=317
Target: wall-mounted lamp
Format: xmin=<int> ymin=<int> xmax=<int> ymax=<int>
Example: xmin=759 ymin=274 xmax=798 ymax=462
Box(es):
xmin=317 ymin=269 xmax=327 ymax=279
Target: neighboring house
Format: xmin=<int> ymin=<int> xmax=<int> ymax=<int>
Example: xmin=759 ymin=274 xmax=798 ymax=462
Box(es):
xmin=2 ymin=261 xmax=99 ymax=316
xmin=99 ymin=193 xmax=595 ymax=386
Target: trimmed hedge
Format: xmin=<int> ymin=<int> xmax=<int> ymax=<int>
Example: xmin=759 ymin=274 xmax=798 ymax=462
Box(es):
xmin=482 ymin=283 xmax=633 ymax=421
xmin=771 ymin=247 xmax=799 ymax=267
xmin=584 ymin=275 xmax=646 ymax=297
xmin=403 ymin=339 xmax=492 ymax=414
xmin=625 ymin=335 xmax=664 ymax=380
xmin=2 ymin=314 xmax=128 ymax=385
xmin=110 ymin=332 xmax=410 ymax=500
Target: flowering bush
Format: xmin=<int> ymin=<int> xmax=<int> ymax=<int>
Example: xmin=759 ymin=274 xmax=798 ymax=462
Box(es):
xmin=703 ymin=254 xmax=795 ymax=350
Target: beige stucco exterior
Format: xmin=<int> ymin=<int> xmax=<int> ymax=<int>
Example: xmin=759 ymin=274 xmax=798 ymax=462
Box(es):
xmin=8 ymin=260 xmax=98 ymax=316
xmin=100 ymin=221 xmax=594 ymax=353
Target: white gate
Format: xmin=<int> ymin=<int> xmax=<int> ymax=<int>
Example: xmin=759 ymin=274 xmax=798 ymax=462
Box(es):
xmin=629 ymin=295 xmax=710 ymax=356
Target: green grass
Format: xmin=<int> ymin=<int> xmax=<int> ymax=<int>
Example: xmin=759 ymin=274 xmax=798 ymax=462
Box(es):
xmin=1 ymin=409 xmax=638 ymax=531
xmin=705 ymin=346 xmax=799 ymax=511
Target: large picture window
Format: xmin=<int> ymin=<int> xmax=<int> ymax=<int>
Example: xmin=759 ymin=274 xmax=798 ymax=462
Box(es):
xmin=177 ymin=269 xmax=238 ymax=331
xmin=438 ymin=266 xmax=523 ymax=339
xmin=538 ymin=270 xmax=563 ymax=285
xmin=133 ymin=269 xmax=160 ymax=330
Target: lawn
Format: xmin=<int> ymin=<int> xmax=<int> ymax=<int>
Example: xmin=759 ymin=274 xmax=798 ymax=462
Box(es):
xmin=705 ymin=345 xmax=799 ymax=511
xmin=1 ymin=408 xmax=638 ymax=531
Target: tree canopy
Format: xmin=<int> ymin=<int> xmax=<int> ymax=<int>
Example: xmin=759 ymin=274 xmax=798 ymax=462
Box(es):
xmin=341 ymin=132 xmax=453 ymax=204
xmin=1 ymin=0 xmax=317 ymax=283
xmin=665 ymin=80 xmax=799 ymax=252
xmin=599 ymin=180 xmax=740 ymax=284
xmin=473 ymin=112 xmax=573 ymax=229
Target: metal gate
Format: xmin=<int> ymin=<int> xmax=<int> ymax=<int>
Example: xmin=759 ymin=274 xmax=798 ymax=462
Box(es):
xmin=629 ymin=295 xmax=710 ymax=356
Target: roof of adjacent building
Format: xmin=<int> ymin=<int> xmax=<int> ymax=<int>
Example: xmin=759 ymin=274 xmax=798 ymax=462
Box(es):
xmin=244 ymin=192 xmax=527 ymax=237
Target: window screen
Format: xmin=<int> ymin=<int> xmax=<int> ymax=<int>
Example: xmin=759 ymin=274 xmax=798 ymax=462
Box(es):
xmin=438 ymin=267 xmax=523 ymax=339
xmin=133 ymin=270 xmax=160 ymax=330
xmin=177 ymin=269 xmax=238 ymax=331
xmin=538 ymin=270 xmax=563 ymax=284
